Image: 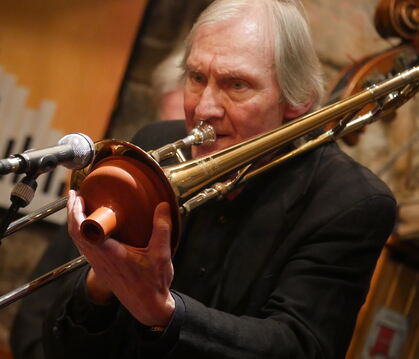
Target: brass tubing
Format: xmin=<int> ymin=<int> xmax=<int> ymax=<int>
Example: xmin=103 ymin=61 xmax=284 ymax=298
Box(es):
xmin=2 ymin=197 xmax=68 ymax=239
xmin=238 ymin=111 xmax=377 ymax=185
xmin=0 ymin=255 xmax=87 ymax=309
xmin=0 ymin=67 xmax=417 ymax=309
xmin=165 ymin=67 xmax=419 ymax=199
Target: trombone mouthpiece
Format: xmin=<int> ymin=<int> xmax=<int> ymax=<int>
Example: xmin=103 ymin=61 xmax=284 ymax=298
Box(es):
xmin=189 ymin=121 xmax=216 ymax=145
xmin=148 ymin=122 xmax=216 ymax=163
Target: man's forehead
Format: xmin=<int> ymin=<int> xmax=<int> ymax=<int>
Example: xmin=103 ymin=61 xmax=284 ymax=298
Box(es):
xmin=186 ymin=54 xmax=267 ymax=80
xmin=187 ymin=23 xmax=273 ymax=72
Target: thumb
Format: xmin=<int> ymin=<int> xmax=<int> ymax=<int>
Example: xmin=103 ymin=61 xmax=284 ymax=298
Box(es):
xmin=148 ymin=202 xmax=172 ymax=256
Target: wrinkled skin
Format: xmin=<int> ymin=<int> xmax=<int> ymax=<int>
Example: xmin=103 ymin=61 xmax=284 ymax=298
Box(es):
xmin=67 ymin=190 xmax=174 ymax=326
xmin=67 ymin=13 xmax=311 ymax=327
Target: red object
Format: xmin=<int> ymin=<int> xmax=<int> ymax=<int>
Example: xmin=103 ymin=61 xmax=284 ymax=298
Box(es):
xmin=369 ymin=325 xmax=395 ymax=358
xmin=79 ymin=155 xmax=177 ymax=250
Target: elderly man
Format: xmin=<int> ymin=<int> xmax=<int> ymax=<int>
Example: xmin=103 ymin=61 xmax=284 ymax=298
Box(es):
xmin=43 ymin=0 xmax=396 ymax=358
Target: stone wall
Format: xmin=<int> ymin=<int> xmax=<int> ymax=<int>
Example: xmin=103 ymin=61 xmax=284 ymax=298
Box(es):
xmin=1 ymin=0 xmax=417 ymax=354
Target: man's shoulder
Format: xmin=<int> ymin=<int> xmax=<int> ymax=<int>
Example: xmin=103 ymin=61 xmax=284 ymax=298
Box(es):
xmin=316 ymin=142 xmax=394 ymax=201
xmin=299 ymin=142 xmax=397 ymax=227
xmin=259 ymin=142 xmax=396 ymax=222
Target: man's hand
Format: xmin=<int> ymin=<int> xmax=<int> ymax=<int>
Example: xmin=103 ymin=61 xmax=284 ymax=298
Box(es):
xmin=67 ymin=189 xmax=175 ymax=327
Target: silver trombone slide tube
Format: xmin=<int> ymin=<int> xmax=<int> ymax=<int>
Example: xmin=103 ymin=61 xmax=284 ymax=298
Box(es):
xmin=0 ymin=255 xmax=87 ymax=309
xmin=2 ymin=197 xmax=68 ymax=239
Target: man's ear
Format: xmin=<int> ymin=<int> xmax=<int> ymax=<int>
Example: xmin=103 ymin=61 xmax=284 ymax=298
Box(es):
xmin=283 ymin=99 xmax=313 ymax=122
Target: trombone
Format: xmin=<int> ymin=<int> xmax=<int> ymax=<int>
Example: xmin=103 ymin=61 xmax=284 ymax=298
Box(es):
xmin=0 ymin=66 xmax=418 ymax=309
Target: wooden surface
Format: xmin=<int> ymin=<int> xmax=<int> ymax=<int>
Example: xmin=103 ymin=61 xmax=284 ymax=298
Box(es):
xmin=0 ymin=345 xmax=12 ymax=359
xmin=0 ymin=0 xmax=148 ymax=351
xmin=346 ymin=245 xmax=419 ymax=358
xmin=0 ymin=0 xmax=148 ymax=140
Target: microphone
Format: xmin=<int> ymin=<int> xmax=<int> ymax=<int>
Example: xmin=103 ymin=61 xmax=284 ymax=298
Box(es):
xmin=0 ymin=133 xmax=95 ymax=175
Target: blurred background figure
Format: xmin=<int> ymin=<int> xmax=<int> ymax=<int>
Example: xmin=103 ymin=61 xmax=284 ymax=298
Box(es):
xmin=151 ymin=46 xmax=185 ymax=121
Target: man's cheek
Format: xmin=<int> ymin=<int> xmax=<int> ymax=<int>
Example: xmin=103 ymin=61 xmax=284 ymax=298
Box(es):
xmin=236 ymin=122 xmax=261 ymax=139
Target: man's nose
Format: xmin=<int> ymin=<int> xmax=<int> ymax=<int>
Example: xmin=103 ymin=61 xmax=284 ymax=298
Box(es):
xmin=194 ymin=85 xmax=224 ymax=120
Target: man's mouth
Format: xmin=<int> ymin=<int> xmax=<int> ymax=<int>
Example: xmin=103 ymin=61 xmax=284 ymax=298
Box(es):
xmin=199 ymin=134 xmax=228 ymax=149
xmin=215 ymin=133 xmax=229 ymax=139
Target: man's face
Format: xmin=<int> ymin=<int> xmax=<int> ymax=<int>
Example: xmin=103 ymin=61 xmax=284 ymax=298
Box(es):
xmin=184 ymin=16 xmax=285 ymax=158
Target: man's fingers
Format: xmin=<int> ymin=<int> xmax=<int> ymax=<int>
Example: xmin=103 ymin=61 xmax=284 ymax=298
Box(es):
xmin=66 ymin=189 xmax=76 ymax=214
xmin=74 ymin=195 xmax=86 ymax=223
xmin=67 ymin=190 xmax=87 ymax=241
xmin=148 ymin=202 xmax=172 ymax=256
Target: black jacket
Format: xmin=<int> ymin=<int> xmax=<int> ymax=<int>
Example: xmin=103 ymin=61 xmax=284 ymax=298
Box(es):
xmin=17 ymin=121 xmax=398 ymax=358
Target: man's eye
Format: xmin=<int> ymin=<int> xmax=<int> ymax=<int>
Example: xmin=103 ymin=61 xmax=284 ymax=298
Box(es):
xmin=231 ymin=80 xmax=246 ymax=90
xmin=191 ymin=73 xmax=204 ymax=83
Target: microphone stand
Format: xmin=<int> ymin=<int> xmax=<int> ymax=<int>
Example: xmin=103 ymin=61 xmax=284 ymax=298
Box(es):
xmin=0 ymin=132 xmax=94 ymax=244
xmin=0 ymin=169 xmax=44 ymax=243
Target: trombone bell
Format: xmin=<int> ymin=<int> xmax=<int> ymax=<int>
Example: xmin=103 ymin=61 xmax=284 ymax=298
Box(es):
xmin=70 ymin=140 xmax=181 ymax=253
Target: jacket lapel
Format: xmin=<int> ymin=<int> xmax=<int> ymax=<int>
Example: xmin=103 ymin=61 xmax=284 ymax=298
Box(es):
xmin=217 ymin=145 xmax=325 ymax=312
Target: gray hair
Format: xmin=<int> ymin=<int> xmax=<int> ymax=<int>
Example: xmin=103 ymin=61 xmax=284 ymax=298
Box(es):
xmin=152 ymin=47 xmax=185 ymax=102
xmin=183 ymin=0 xmax=324 ymax=111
